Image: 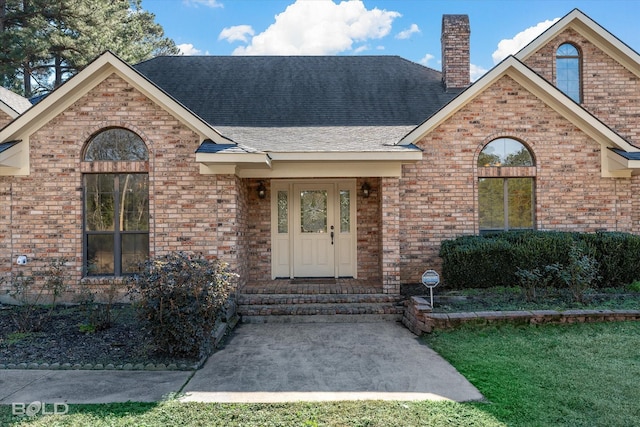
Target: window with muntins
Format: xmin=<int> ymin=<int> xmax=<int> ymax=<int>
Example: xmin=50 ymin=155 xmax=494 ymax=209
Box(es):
xmin=556 ymin=43 xmax=581 ymax=103
xmin=83 ymin=128 xmax=149 ymax=276
xmin=478 ymin=138 xmax=535 ymax=233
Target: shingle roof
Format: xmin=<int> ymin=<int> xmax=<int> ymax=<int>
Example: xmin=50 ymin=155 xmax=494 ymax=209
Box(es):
xmin=134 ymin=56 xmax=458 ymax=128
xmin=0 ymin=87 xmax=32 ymax=115
xmin=213 ymin=126 xmax=417 ymax=152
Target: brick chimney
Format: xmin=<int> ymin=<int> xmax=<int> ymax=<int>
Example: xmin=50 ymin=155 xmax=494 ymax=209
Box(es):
xmin=441 ymin=14 xmax=470 ymax=90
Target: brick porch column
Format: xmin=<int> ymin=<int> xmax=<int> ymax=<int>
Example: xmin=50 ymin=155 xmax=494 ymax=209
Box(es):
xmin=215 ymin=174 xmax=240 ymax=273
xmin=381 ymin=176 xmax=400 ymax=294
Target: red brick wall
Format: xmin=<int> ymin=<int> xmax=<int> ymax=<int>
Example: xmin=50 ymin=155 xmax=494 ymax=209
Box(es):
xmin=524 ymin=28 xmax=640 ymax=145
xmin=246 ymin=179 xmax=270 ymax=283
xmin=0 ymin=181 xmax=11 ymax=286
xmin=399 ymin=74 xmax=633 ymax=284
xmin=357 ymin=177 xmax=381 ymax=281
xmin=0 ymin=74 xmax=243 ymax=293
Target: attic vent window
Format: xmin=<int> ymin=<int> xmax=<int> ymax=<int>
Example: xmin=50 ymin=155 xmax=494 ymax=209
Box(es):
xmin=556 ymin=43 xmax=582 ymax=103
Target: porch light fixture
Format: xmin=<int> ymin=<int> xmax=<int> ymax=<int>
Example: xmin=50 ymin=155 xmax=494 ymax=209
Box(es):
xmin=257 ymin=181 xmax=267 ymax=199
xmin=361 ymin=182 xmax=371 ymax=198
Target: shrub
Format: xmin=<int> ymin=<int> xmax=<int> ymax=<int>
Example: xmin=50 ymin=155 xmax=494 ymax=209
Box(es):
xmin=76 ymin=279 xmax=122 ymax=333
xmin=440 ymin=236 xmax=517 ymax=288
xmin=126 ymin=252 xmax=237 ymax=358
xmin=545 ymin=244 xmax=599 ymax=303
xmin=439 ymin=231 xmax=640 ymax=291
xmin=4 ymin=258 xmax=70 ymax=332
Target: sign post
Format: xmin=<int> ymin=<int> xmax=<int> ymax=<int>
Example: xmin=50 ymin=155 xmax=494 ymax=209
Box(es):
xmin=421 ymin=269 xmax=440 ymax=307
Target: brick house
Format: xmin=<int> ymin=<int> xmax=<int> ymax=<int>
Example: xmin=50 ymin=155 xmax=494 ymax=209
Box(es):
xmin=1 ymin=9 xmax=640 ymax=318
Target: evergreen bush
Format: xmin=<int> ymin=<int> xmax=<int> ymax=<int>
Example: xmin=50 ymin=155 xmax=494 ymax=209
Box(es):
xmin=439 ymin=231 xmax=640 ymax=291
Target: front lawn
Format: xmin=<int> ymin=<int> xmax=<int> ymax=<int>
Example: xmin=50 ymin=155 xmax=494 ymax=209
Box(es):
xmin=426 ymin=321 xmax=640 ymax=426
xmin=1 ymin=321 xmax=638 ymax=426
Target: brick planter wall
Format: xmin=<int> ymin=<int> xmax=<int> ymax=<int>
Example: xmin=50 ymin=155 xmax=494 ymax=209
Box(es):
xmin=403 ymin=296 xmax=640 ymax=336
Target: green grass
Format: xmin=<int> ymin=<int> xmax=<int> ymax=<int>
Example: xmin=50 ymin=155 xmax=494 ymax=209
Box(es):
xmin=0 ymin=400 xmax=504 ymax=426
xmin=425 ymin=321 xmax=640 ymax=427
xmin=1 ymin=322 xmax=638 ymax=426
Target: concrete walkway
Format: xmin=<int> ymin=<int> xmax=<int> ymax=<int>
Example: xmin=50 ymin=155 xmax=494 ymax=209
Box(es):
xmin=181 ymin=322 xmax=482 ymax=403
xmin=0 ymin=322 xmax=482 ymax=405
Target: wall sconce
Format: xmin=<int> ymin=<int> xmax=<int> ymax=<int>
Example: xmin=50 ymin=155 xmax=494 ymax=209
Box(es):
xmin=257 ymin=181 xmax=267 ymax=199
xmin=361 ymin=182 xmax=371 ymax=198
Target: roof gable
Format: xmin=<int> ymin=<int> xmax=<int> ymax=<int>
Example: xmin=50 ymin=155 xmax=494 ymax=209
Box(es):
xmin=0 ymin=51 xmax=229 ymax=145
xmin=515 ymin=9 xmax=640 ymax=78
xmin=134 ymin=56 xmax=459 ymax=127
xmin=398 ymin=56 xmax=639 ymax=177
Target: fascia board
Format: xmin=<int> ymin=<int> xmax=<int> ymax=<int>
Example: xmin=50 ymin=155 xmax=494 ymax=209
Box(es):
xmin=0 ymin=101 xmax=19 ymax=119
xmin=506 ymin=64 xmax=636 ymax=152
xmin=516 ymin=10 xmax=640 ymax=79
xmin=515 ymin=9 xmax=584 ymax=61
xmin=0 ymin=52 xmax=229 ymax=145
xmin=398 ymin=58 xmax=518 ymax=146
xmin=267 ymin=151 xmax=422 ymax=162
xmin=399 ymin=57 xmax=635 ymax=154
xmin=236 ymin=161 xmax=405 ymax=178
xmin=195 ymin=152 xmax=271 ymax=166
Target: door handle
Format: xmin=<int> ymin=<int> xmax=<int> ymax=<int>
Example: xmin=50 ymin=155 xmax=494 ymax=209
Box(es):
xmin=330 ymin=225 xmax=334 ymax=245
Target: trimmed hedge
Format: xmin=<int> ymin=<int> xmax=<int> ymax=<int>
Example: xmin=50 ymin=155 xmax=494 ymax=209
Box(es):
xmin=439 ymin=230 xmax=640 ymax=289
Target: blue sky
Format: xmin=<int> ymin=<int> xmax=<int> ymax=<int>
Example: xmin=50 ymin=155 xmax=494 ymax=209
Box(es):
xmin=142 ymin=0 xmax=640 ymax=80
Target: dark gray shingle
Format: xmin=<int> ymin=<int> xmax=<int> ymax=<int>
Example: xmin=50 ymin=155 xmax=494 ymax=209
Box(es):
xmin=134 ymin=56 xmax=457 ymax=127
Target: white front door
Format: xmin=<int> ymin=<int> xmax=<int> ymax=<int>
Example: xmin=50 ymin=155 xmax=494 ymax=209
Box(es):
xmin=293 ymin=183 xmax=335 ymax=277
xmin=271 ymin=180 xmax=356 ymax=279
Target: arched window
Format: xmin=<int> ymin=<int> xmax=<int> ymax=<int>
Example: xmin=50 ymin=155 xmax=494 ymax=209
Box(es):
xmin=84 ymin=128 xmax=148 ymax=161
xmin=556 ymin=43 xmax=581 ymax=103
xmin=83 ymin=128 xmax=149 ymax=276
xmin=478 ymin=138 xmax=535 ymax=233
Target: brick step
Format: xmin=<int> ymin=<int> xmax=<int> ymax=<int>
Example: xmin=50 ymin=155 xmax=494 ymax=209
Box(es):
xmin=238 ymin=293 xmax=404 ymax=306
xmin=239 ymin=302 xmax=404 ymax=324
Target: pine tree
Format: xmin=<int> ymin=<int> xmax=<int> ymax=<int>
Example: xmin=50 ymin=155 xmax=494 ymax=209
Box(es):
xmin=0 ymin=0 xmax=178 ymax=97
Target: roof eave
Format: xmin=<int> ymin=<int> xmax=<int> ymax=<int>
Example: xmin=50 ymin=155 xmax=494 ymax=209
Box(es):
xmin=515 ymin=9 xmax=640 ymax=78
xmin=0 ymin=139 xmax=29 ymax=176
xmin=268 ymin=151 xmax=422 ymax=162
xmin=0 ymin=51 xmax=230 ymax=145
xmin=196 ymin=150 xmax=422 ymax=178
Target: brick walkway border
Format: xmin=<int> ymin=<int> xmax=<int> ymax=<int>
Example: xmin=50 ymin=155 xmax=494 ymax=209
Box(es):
xmin=403 ymin=296 xmax=640 ymax=335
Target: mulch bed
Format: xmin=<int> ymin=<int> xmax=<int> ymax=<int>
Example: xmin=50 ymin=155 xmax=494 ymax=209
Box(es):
xmin=0 ymin=304 xmax=199 ymax=368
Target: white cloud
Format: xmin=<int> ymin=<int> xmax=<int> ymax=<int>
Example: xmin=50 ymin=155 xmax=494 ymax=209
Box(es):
xmin=178 ymin=43 xmax=203 ymax=55
xmin=470 ymin=63 xmax=489 ymax=81
xmin=419 ymin=53 xmax=434 ymax=66
xmin=492 ymin=18 xmax=560 ymax=64
xmin=183 ymin=0 xmax=223 ymax=8
xmin=231 ymin=0 xmax=401 ymax=55
xmin=396 ymin=23 xmax=420 ymax=40
xmin=219 ymin=25 xmax=255 ymax=43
